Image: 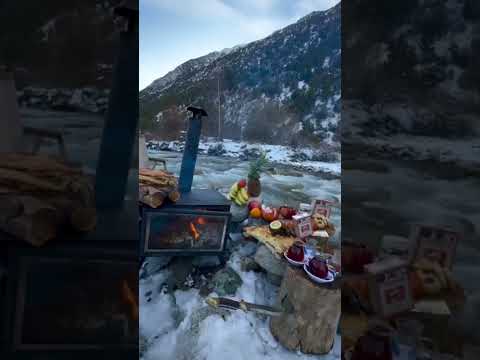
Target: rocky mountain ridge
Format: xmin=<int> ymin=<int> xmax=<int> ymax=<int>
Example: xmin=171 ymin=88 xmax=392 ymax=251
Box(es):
xmin=140 ymin=4 xmax=341 ymax=147
xmin=343 ymin=0 xmax=480 ymax=141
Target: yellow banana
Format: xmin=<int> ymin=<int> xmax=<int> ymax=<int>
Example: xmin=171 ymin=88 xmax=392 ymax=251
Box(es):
xmin=239 ymin=188 xmax=249 ymax=202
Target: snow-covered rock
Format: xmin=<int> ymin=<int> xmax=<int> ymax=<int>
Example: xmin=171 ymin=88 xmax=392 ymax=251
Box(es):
xmin=147 ymin=138 xmax=341 ymax=177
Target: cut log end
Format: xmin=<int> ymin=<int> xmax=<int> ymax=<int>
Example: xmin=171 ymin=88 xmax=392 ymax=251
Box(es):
xmin=71 ymin=207 xmax=97 ymax=232
xmin=168 ymin=190 xmax=180 ymax=202
xmin=0 ymin=155 xmax=96 ymax=246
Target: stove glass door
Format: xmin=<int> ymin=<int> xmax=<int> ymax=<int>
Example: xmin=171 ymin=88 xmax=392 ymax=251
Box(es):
xmin=144 ymin=210 xmax=229 ymax=253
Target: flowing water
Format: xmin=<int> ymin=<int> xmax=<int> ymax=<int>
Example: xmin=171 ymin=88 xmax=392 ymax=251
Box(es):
xmin=150 ymin=151 xmax=342 ymax=243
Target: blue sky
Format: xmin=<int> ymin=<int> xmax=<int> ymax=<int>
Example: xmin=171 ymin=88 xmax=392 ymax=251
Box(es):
xmin=139 ymin=0 xmax=339 ymax=90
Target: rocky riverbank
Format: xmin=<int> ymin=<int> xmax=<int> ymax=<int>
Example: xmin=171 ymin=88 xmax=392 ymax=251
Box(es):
xmin=17 ymin=87 xmax=110 ymax=114
xmin=147 ymin=139 xmax=341 ymax=179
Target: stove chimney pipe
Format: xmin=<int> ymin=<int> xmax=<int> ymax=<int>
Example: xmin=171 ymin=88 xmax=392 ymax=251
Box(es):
xmin=95 ymin=1 xmax=138 ymax=209
xmin=178 ymin=106 xmax=208 ymax=193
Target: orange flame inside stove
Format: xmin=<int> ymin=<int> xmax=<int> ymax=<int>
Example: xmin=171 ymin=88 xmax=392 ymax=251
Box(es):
xmin=122 ymin=280 xmax=138 ymax=322
xmin=190 ymin=222 xmax=200 ymax=241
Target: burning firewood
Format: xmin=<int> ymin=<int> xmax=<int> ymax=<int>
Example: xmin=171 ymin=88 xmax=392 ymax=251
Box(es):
xmin=121 ymin=280 xmax=139 ymax=322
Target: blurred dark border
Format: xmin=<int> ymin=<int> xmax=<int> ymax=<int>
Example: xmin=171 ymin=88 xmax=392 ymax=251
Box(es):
xmin=342 ymin=0 xmax=480 ymax=358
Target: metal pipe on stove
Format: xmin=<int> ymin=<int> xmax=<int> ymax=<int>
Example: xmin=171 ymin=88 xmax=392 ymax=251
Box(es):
xmin=178 ymin=107 xmax=208 ymax=193
xmin=95 ymin=1 xmax=139 ymax=209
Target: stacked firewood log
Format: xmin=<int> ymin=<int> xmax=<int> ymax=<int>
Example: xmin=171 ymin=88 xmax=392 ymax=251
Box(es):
xmin=138 ymin=168 xmax=180 ymax=208
xmin=0 ymin=153 xmax=97 ymax=247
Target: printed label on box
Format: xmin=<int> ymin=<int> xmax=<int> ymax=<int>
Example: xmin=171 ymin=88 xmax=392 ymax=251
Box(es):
xmin=311 ymin=199 xmax=333 ymax=219
xmin=411 ymin=224 xmax=460 ymax=268
xmin=293 ymin=214 xmax=313 ymax=239
xmin=369 ymin=265 xmax=412 ymax=318
xmin=379 ymin=268 xmax=411 ymax=316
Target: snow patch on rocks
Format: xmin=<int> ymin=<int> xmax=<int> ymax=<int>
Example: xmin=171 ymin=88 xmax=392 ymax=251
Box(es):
xmin=147 ymin=138 xmax=341 ymax=176
xmin=17 ymin=87 xmax=109 ymax=113
xmin=140 ymin=245 xmax=341 ymax=360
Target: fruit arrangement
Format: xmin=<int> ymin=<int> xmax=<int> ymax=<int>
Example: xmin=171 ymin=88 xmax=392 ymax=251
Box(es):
xmin=228 ymin=179 xmax=249 ymax=206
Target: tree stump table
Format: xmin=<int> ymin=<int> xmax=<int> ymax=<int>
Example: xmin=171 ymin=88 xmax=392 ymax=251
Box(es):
xmin=270 ymin=266 xmax=341 ymax=355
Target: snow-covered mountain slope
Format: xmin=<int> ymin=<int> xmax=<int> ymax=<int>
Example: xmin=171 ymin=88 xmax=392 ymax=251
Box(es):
xmin=0 ymin=0 xmax=120 ymax=89
xmin=343 ymin=0 xmax=480 ymax=141
xmin=140 ymin=4 xmax=341 ymax=147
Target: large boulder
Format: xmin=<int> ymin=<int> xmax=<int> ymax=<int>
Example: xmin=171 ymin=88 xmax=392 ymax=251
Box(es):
xmin=254 ymin=244 xmax=286 ymax=284
xmin=239 ymin=147 xmax=261 ymax=161
xmin=311 ymin=151 xmax=339 ymax=163
xmin=270 ymin=267 xmax=341 ymax=355
xmin=207 ymin=143 xmax=226 ymax=156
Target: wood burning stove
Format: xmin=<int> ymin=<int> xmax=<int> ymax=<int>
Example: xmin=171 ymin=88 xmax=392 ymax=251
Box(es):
xmin=143 ymin=209 xmax=231 ymax=255
xmin=0 ymin=4 xmax=139 ymax=359
xmin=2 ymin=245 xmax=138 ymax=360
xmin=140 ymin=107 xmax=231 ymax=257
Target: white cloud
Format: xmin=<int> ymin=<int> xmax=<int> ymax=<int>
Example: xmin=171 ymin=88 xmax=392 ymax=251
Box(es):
xmin=143 ymin=0 xmax=237 ymax=18
xmin=141 ymin=0 xmax=242 ymax=19
xmin=223 ymin=0 xmax=276 ymax=12
xmin=143 ymin=0 xmax=283 ymax=38
xmin=293 ymin=0 xmax=339 ymax=16
xmin=139 ymin=0 xmax=340 ymax=89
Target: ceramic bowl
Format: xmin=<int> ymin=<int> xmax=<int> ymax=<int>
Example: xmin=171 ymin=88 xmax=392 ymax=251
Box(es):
xmin=304 ymin=263 xmax=335 ymax=284
xmin=284 ymin=251 xmax=306 ymax=266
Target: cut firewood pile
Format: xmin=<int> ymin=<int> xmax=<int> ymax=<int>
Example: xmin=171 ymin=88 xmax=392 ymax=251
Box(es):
xmin=138 ymin=168 xmax=180 ymax=208
xmin=0 ymin=153 xmax=97 ymax=247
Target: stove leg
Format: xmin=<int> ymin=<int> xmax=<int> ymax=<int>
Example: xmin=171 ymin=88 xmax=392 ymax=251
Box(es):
xmin=218 ymin=254 xmax=227 ymax=266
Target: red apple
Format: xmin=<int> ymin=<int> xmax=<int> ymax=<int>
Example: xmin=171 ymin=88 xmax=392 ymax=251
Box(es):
xmin=238 ymin=179 xmax=247 ymax=188
xmin=287 ymin=243 xmax=304 ymax=262
xmin=248 ymin=200 xmax=261 ymax=211
xmin=279 ymin=206 xmax=296 ymax=220
xmin=309 ymin=256 xmax=328 ymax=279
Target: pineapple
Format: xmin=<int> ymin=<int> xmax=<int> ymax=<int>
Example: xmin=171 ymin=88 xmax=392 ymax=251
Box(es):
xmin=247 ymin=152 xmax=268 ymax=197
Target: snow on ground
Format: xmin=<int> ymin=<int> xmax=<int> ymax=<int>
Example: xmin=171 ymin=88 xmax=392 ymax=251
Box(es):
xmin=148 ymin=138 xmax=341 ymax=176
xmin=140 ymin=244 xmax=341 ymax=360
